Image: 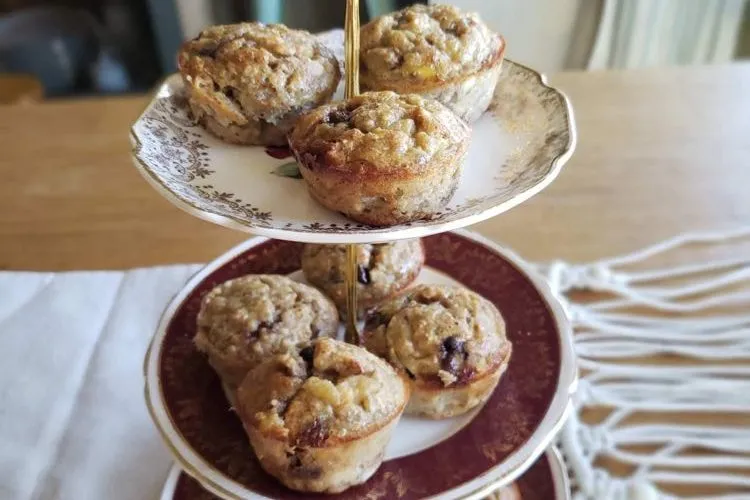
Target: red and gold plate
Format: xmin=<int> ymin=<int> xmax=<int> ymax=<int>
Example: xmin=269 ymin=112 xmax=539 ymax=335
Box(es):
xmin=144 ymin=230 xmax=577 ymax=499
xmin=160 ymin=448 xmax=570 ymax=500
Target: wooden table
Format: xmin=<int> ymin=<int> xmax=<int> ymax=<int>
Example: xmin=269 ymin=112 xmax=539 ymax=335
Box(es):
xmin=1 ymin=64 xmax=749 ymax=270
xmin=1 ymin=64 xmax=749 ymax=496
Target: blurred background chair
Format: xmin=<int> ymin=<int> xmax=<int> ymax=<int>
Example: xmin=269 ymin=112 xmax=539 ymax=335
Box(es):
xmin=0 ymin=73 xmax=42 ymax=103
xmin=0 ymin=1 xmax=160 ymax=97
xmin=0 ymin=0 xmax=749 ymax=98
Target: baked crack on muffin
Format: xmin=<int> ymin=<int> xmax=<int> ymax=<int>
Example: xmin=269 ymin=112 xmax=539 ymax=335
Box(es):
xmin=194 ymin=275 xmax=338 ymax=390
xmin=363 ymin=284 xmax=511 ymax=418
xmin=288 ymin=91 xmax=470 ymax=226
xmin=301 ymin=240 xmax=424 ymax=317
xmin=178 ymin=23 xmax=341 ymax=145
xmin=236 ymin=338 xmax=409 ymax=493
xmin=360 ymin=4 xmax=505 ymax=122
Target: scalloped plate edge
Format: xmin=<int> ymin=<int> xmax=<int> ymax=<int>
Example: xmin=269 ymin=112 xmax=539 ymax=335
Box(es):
xmin=129 ymin=61 xmax=577 ymax=244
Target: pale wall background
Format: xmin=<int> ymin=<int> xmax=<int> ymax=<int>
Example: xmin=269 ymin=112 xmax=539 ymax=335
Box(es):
xmin=174 ymin=0 xmax=750 ymax=74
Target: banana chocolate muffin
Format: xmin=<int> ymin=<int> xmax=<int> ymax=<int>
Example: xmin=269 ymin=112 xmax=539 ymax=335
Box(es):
xmin=236 ymin=338 xmax=409 ymax=493
xmin=288 ymin=91 xmax=470 ymax=226
xmin=363 ymin=284 xmax=511 ymax=419
xmin=194 ymin=275 xmax=338 ymax=390
xmin=178 ymin=23 xmax=341 ymax=146
xmin=301 ymin=240 xmax=424 ymax=317
xmin=360 ymin=4 xmax=504 ymax=122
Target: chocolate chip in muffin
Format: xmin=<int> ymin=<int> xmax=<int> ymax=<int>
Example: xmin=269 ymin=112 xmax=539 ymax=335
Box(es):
xmin=325 ymin=108 xmax=352 ymax=125
xmin=357 ymin=265 xmax=371 ymax=285
xmin=295 ymin=418 xmax=330 ymax=447
xmin=287 ymin=453 xmax=323 ymax=479
xmin=196 ymin=44 xmax=219 ymax=58
xmin=258 ymin=320 xmax=275 ymax=333
xmin=440 ymin=336 xmax=467 ymax=375
xmin=365 ymin=311 xmax=391 ymax=330
xmin=319 ymin=369 xmax=341 ymax=384
xmin=244 ymin=320 xmax=274 ymax=342
xmin=413 ymin=293 xmax=453 ymax=309
xmin=299 ymin=345 xmax=315 ymax=370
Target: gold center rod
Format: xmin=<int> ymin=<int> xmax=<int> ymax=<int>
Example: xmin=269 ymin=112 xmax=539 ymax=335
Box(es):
xmin=343 ymin=0 xmax=360 ymax=345
xmin=344 ymin=0 xmax=360 ymax=99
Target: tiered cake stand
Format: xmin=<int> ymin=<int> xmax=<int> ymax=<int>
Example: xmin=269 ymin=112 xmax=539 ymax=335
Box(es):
xmin=133 ymin=2 xmax=577 ymax=498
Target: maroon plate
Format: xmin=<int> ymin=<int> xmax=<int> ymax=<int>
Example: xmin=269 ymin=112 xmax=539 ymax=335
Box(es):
xmin=146 ymin=231 xmax=575 ymax=499
xmin=164 ymin=449 xmax=569 ymax=500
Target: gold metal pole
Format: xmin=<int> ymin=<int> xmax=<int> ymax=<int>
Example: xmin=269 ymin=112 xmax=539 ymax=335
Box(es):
xmin=344 ymin=0 xmax=360 ymax=98
xmin=344 ymin=244 xmax=359 ymax=344
xmin=343 ymin=0 xmax=360 ymax=345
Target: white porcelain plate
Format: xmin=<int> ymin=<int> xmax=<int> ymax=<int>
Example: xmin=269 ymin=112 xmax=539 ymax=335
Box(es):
xmin=130 ymin=60 xmax=575 ymax=244
xmin=144 ymin=230 xmax=577 ymax=499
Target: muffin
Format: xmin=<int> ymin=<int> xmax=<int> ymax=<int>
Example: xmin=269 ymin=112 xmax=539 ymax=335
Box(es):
xmin=490 ymin=483 xmax=522 ymax=500
xmin=288 ymin=91 xmax=470 ymax=226
xmin=360 ymin=4 xmax=505 ymax=122
xmin=236 ymin=338 xmax=409 ymax=493
xmin=301 ymin=240 xmax=424 ymax=317
xmin=194 ymin=275 xmax=338 ymax=390
xmin=178 ymin=23 xmax=340 ymax=146
xmin=363 ymin=284 xmax=511 ymax=419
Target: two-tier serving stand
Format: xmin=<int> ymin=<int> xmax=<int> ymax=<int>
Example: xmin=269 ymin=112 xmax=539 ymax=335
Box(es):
xmin=132 ymin=1 xmax=578 ymax=498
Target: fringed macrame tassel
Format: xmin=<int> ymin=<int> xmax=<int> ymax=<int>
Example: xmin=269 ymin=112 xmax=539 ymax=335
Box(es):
xmin=536 ymin=227 xmax=750 ymax=500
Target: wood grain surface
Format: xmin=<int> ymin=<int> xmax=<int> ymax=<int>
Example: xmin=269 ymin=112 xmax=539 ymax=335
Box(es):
xmin=1 ymin=63 xmax=749 ymax=496
xmin=2 ymin=64 xmax=749 ymax=270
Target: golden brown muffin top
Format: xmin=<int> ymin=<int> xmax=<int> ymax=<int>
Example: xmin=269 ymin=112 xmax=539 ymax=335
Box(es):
xmin=237 ymin=338 xmax=408 ymax=446
xmin=360 ymin=4 xmax=503 ymax=88
xmin=195 ymin=275 xmax=338 ymax=364
xmin=363 ymin=284 xmax=509 ymax=387
xmin=289 ymin=91 xmax=469 ymax=175
xmin=301 ymin=240 xmax=424 ymax=308
xmin=178 ymin=23 xmax=340 ymax=122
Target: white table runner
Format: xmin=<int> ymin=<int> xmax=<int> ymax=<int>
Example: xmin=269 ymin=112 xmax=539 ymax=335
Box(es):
xmin=2 ymin=228 xmax=749 ymax=500
xmin=0 ymin=266 xmax=200 ymax=500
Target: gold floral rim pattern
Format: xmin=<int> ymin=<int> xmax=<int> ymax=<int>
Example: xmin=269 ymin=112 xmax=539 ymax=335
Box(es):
xmin=130 ymin=60 xmax=575 ymax=243
xmin=146 ymin=232 xmax=573 ymax=499
xmin=168 ymin=449 xmax=566 ymax=500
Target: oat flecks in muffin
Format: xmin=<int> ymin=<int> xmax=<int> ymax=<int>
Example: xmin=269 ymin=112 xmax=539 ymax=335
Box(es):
xmin=289 ymin=90 xmax=470 ymax=225
xmin=364 ymin=284 xmax=509 ymax=387
xmin=238 ymin=338 xmax=407 ymax=446
xmin=301 ymin=240 xmax=424 ymax=313
xmin=290 ymin=91 xmax=468 ymax=173
xmin=361 ymin=4 xmax=502 ymax=85
xmin=194 ymin=275 xmax=338 ymax=386
xmin=178 ymin=23 xmax=340 ymax=144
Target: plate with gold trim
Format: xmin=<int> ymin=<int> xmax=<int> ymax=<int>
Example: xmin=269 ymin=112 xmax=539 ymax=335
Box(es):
xmin=160 ymin=447 xmax=570 ymax=500
xmin=129 ymin=57 xmax=575 ymax=244
xmin=144 ymin=230 xmax=577 ymax=499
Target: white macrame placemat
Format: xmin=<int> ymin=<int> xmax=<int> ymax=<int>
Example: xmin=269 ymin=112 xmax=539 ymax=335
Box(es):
xmin=534 ymin=227 xmax=750 ymax=500
xmin=1 ymin=228 xmax=748 ymax=500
